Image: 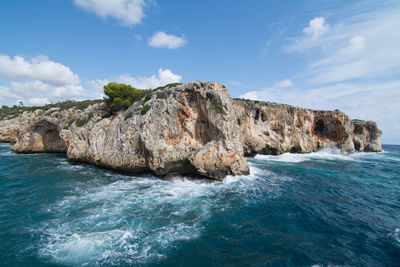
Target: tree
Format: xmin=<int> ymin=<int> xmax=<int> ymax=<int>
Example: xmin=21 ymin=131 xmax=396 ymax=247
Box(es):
xmin=103 ymin=83 xmax=153 ymax=112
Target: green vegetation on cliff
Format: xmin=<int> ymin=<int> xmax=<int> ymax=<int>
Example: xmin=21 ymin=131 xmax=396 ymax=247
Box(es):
xmin=103 ymin=83 xmax=153 ymax=112
xmin=0 ymin=82 xmax=179 ymax=121
xmin=103 ymin=82 xmax=180 ymax=112
xmin=0 ymin=100 xmax=103 ymax=121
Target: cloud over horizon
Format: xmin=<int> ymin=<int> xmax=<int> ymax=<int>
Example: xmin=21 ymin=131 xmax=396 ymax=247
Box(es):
xmin=0 ymin=54 xmax=86 ymax=105
xmin=0 ymin=55 xmax=80 ymax=86
xmin=87 ymin=68 xmax=182 ymax=98
xmin=0 ymin=53 xmax=182 ymax=106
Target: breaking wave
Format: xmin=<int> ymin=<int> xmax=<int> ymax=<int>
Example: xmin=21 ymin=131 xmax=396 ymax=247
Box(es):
xmin=254 ymin=147 xmax=383 ymax=163
xmin=37 ymin=163 xmax=291 ymax=266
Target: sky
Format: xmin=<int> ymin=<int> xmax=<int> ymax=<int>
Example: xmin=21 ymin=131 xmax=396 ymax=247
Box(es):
xmin=0 ymin=0 xmax=399 ymax=144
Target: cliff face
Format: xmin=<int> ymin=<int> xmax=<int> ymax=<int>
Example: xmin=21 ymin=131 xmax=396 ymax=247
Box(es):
xmin=233 ymin=99 xmax=382 ymax=155
xmin=0 ymin=117 xmax=19 ymax=143
xmin=4 ymin=82 xmax=249 ymax=180
xmin=0 ymin=82 xmax=382 ymax=180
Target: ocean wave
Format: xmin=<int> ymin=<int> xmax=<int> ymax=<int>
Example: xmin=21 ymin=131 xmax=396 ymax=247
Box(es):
xmin=36 ymin=163 xmax=292 ymax=266
xmin=38 ymin=177 xmax=209 ymax=265
xmin=0 ymin=143 xmax=10 ymax=148
xmin=389 ymin=228 xmax=400 ymax=246
xmin=254 ymin=147 xmax=382 ymax=163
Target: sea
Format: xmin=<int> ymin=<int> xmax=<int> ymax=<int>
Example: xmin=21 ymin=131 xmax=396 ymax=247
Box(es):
xmin=0 ymin=143 xmax=399 ymax=266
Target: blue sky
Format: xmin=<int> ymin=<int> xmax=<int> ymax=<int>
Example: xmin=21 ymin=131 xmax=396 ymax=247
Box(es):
xmin=0 ymin=0 xmax=399 ymax=144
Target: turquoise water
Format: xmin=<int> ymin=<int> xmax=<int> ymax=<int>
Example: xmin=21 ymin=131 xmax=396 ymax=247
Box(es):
xmin=0 ymin=143 xmax=399 ymax=266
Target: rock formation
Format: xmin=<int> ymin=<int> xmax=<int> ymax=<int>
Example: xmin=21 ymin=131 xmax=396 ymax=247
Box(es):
xmin=0 ymin=82 xmax=382 ymax=180
xmin=233 ymin=99 xmax=382 ymax=156
xmin=0 ymin=117 xmax=19 ymax=143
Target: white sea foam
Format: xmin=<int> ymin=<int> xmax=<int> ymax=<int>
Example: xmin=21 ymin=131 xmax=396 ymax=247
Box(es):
xmin=37 ymin=163 xmax=291 ymax=266
xmin=254 ymin=147 xmax=379 ymax=163
xmin=0 ymin=150 xmax=14 ymax=156
xmin=389 ymin=228 xmax=400 ymax=246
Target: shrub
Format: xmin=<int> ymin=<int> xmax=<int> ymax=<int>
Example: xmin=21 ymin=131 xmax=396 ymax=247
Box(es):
xmin=77 ymin=102 xmax=89 ymax=111
xmin=75 ymin=118 xmax=88 ymax=127
xmin=103 ymin=83 xmax=153 ymax=112
xmin=156 ymin=93 xmax=167 ymax=99
xmin=125 ymin=112 xmax=133 ymax=120
xmin=144 ymin=94 xmax=152 ymax=103
xmin=141 ymin=105 xmax=151 ymax=115
xmin=64 ymin=119 xmax=76 ymax=130
xmin=75 ymin=113 xmax=93 ymax=127
xmin=210 ymin=100 xmax=221 ymax=113
xmin=154 ymin=82 xmax=182 ymax=91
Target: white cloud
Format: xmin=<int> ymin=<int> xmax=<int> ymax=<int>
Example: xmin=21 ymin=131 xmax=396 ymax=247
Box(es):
xmin=0 ymin=54 xmax=87 ymax=106
xmin=86 ymin=78 xmax=109 ymax=99
xmin=274 ymin=79 xmax=293 ymax=88
xmin=240 ymin=91 xmax=259 ymax=101
xmin=303 ymin=17 xmax=330 ymax=39
xmin=287 ymin=6 xmax=400 ymax=85
xmin=85 ymin=68 xmax=182 ymax=97
xmin=28 ymin=97 xmax=50 ymax=106
xmin=342 ymin=35 xmax=366 ymax=54
xmin=0 ymin=54 xmax=80 ymax=86
xmin=116 ymin=68 xmax=182 ymax=88
xmin=0 ymin=85 xmax=21 ymax=100
xmin=4 ymin=81 xmax=86 ymax=104
xmin=148 ymin=32 xmax=186 ymax=49
xmin=73 ymin=0 xmax=145 ymax=27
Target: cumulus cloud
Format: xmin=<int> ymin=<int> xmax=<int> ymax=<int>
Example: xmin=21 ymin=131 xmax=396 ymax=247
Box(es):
xmin=28 ymin=97 xmax=50 ymax=106
xmin=240 ymin=91 xmax=259 ymax=101
xmin=6 ymin=81 xmax=86 ymax=104
xmin=0 ymin=54 xmax=87 ymax=106
xmin=86 ymin=79 xmax=109 ymax=99
xmin=303 ymin=17 xmax=330 ymax=39
xmin=0 ymin=54 xmax=80 ymax=86
xmin=148 ymin=32 xmax=186 ymax=49
xmin=274 ymin=79 xmax=293 ymax=88
xmin=86 ymin=68 xmax=182 ymax=97
xmin=116 ymin=68 xmax=181 ymax=88
xmin=73 ymin=0 xmax=145 ymax=27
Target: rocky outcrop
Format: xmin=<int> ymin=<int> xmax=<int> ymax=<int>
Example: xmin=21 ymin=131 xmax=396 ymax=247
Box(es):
xmin=233 ymin=99 xmax=382 ymax=155
xmin=0 ymin=117 xmax=19 ymax=143
xmin=0 ymin=82 xmax=382 ymax=180
xmin=7 ymin=82 xmax=249 ymax=180
xmin=352 ymin=120 xmax=382 ymax=152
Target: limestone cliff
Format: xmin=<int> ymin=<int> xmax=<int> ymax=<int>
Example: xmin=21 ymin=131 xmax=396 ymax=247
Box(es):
xmin=0 ymin=82 xmax=382 ymax=180
xmin=233 ymin=99 xmax=382 ymax=155
xmin=3 ymin=82 xmax=249 ymax=180
xmin=0 ymin=117 xmax=19 ymax=143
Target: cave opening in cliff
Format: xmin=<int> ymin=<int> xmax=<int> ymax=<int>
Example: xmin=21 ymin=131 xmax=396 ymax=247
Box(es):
xmin=314 ymin=119 xmax=325 ymax=136
xmin=254 ymin=109 xmax=260 ymax=121
xmin=32 ymin=119 xmax=66 ymax=153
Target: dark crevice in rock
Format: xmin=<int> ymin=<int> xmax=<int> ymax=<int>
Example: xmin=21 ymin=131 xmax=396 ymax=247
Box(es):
xmin=32 ymin=119 xmax=66 ymax=152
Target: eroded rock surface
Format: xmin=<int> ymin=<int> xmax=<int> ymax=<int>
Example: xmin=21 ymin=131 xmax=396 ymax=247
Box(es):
xmin=7 ymin=82 xmax=249 ymax=180
xmin=0 ymin=117 xmax=19 ymax=143
xmin=233 ymin=99 xmax=382 ymax=155
xmin=0 ymin=82 xmax=382 ymax=180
